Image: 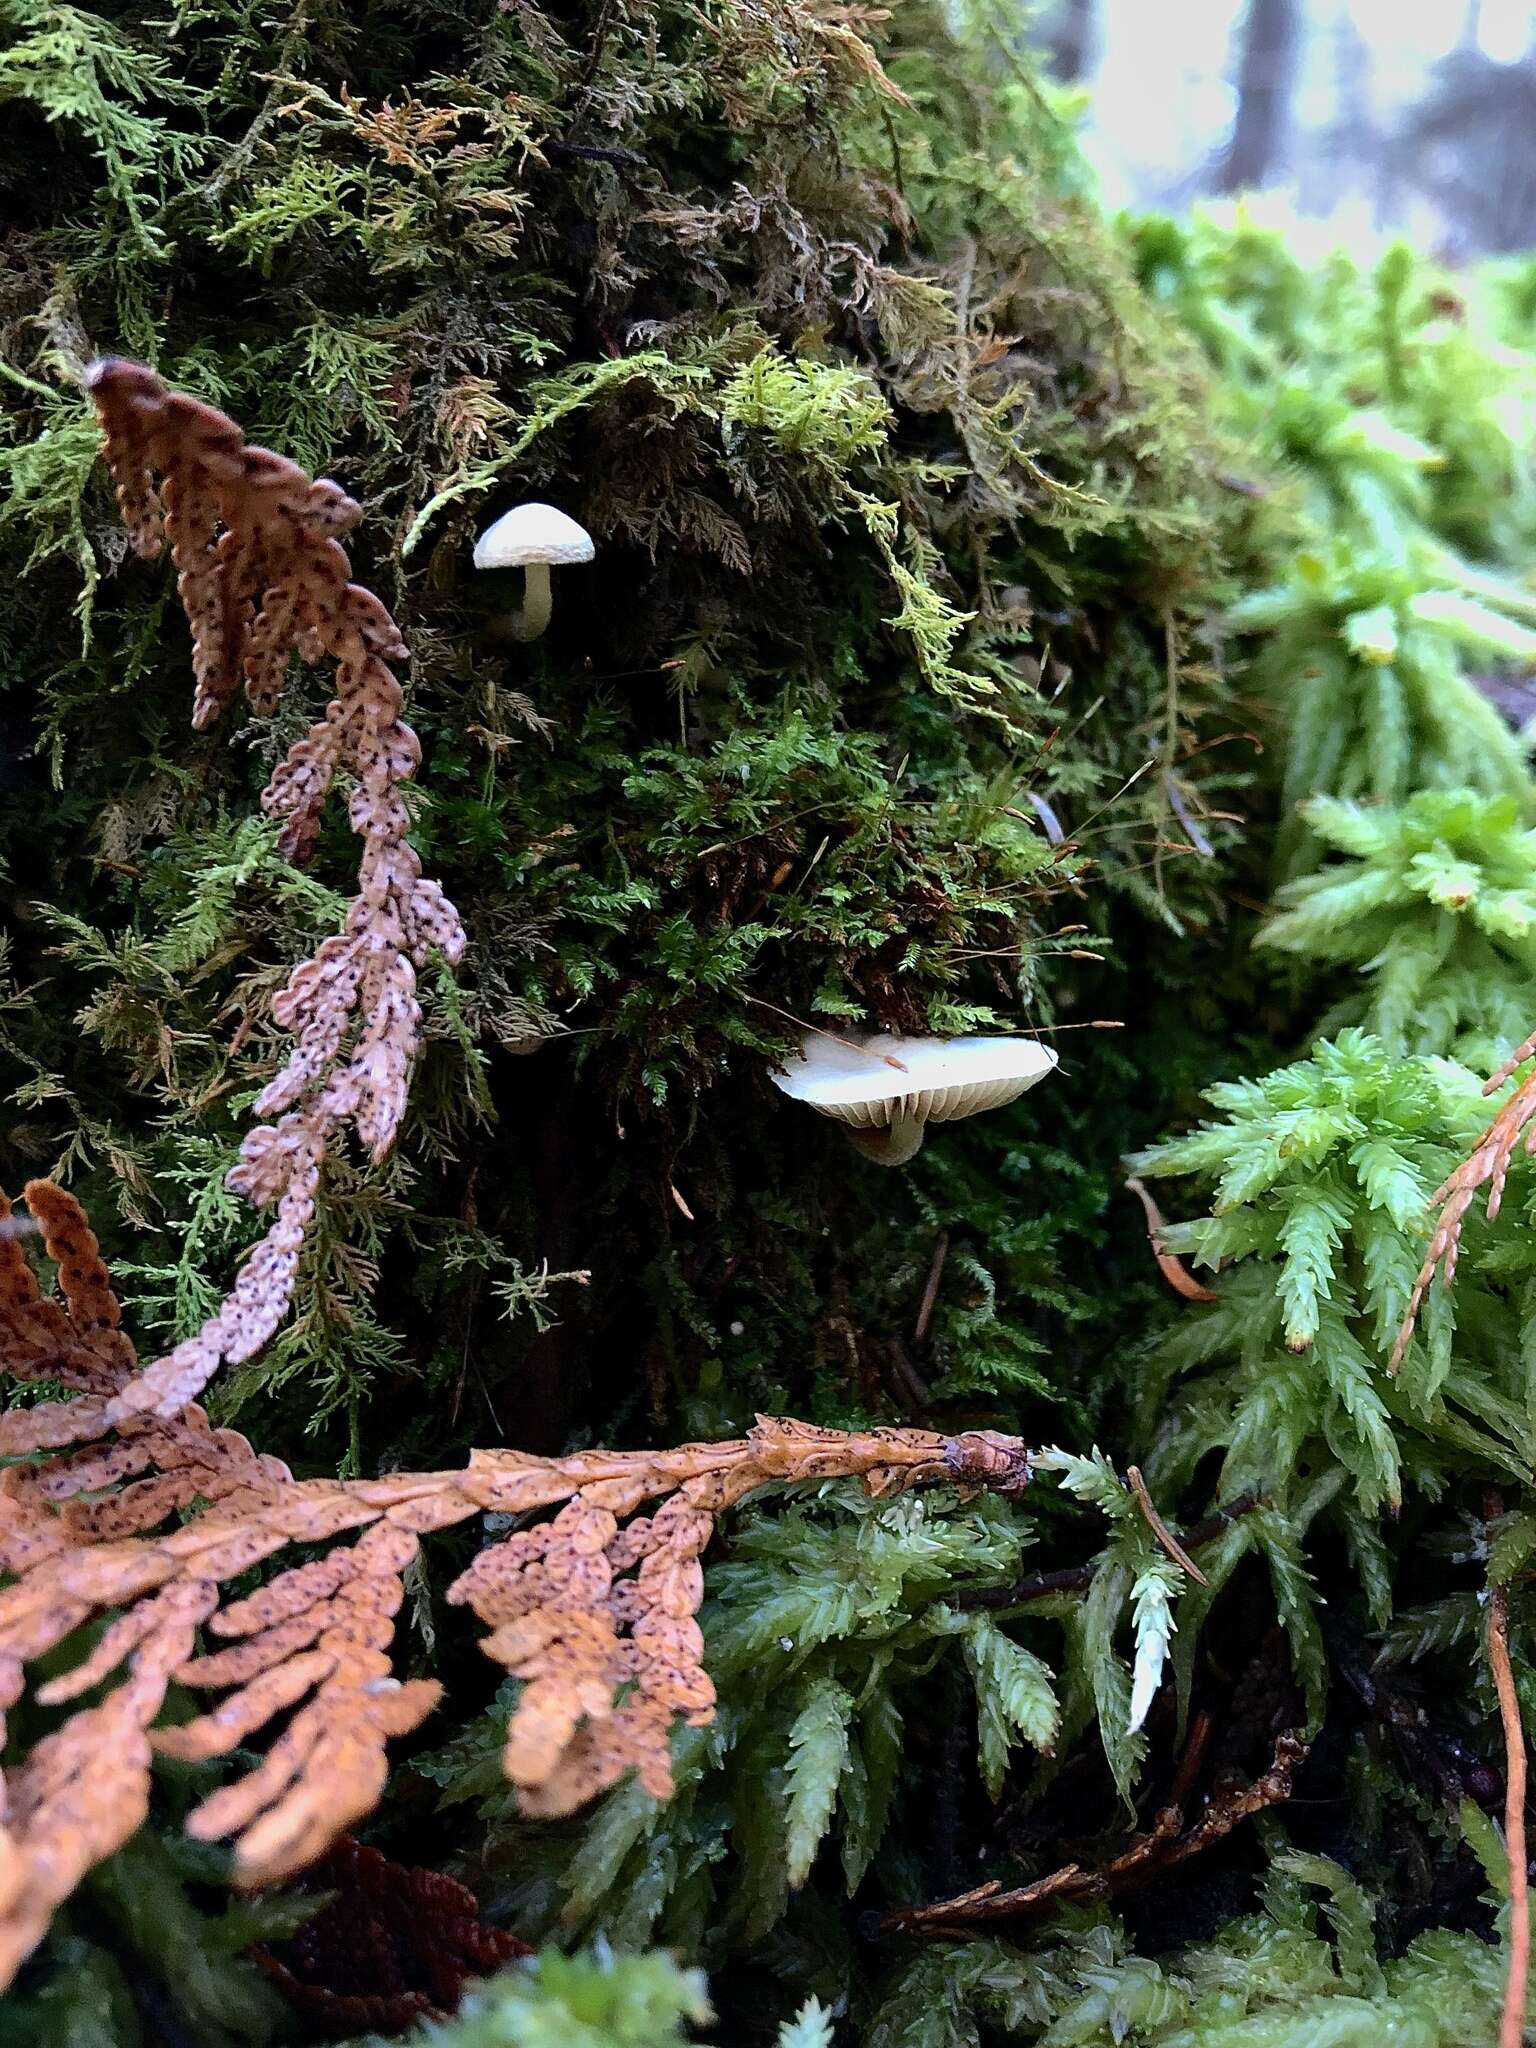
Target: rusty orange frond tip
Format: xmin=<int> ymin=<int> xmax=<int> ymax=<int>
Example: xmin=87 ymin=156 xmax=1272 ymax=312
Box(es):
xmin=1390 ymin=1028 xmax=1536 ymax=1373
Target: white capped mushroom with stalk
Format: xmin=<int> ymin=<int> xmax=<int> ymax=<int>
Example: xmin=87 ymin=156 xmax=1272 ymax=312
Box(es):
xmin=771 ymin=1031 xmax=1059 ymax=1165
xmin=473 ymin=502 xmax=594 ymax=641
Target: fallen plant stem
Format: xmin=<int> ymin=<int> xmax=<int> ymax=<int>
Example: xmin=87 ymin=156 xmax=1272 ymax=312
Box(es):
xmin=1127 ymin=1464 xmax=1209 ymax=1585
xmin=948 ymin=1492 xmax=1259 ymax=1612
xmin=1167 ymin=1708 xmax=1215 ymax=1810
xmin=1487 ymin=1520 xmax=1530 ymax=2048
xmin=913 ymin=1229 xmax=949 ymax=1343
xmin=885 ymin=1334 xmax=933 ymax=1413
xmin=880 ymin=1730 xmax=1307 ymax=1936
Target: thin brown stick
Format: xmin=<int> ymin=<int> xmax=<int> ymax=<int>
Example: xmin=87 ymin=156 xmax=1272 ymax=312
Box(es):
xmin=885 ymin=1335 xmax=932 ymax=1414
xmin=948 ymin=1493 xmax=1258 ymax=1612
xmin=913 ymin=1230 xmax=949 ymax=1343
xmin=1014 ymin=1018 xmax=1126 ymax=1033
xmin=1489 ymin=1578 xmax=1530 ymax=2048
xmin=1128 ymin=1465 xmax=1209 ymax=1586
xmin=881 ymin=1730 xmax=1306 ymax=1936
xmin=744 ymin=996 xmax=909 ymax=1068
xmin=1167 ymin=1708 xmax=1214 ymax=1811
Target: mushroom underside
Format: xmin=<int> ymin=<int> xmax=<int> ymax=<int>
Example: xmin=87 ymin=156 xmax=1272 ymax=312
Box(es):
xmin=817 ymin=1076 xmax=1036 ymax=1164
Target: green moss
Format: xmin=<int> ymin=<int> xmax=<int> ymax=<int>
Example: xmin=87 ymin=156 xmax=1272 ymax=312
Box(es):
xmin=13 ymin=2 xmax=1536 ymax=2044
xmin=0 ymin=0 xmax=1242 ymax=1473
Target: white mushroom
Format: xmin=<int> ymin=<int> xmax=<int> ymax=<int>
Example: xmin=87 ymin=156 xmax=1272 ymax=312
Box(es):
xmin=771 ymin=1030 xmax=1058 ymax=1166
xmin=473 ymin=502 xmax=594 ymax=642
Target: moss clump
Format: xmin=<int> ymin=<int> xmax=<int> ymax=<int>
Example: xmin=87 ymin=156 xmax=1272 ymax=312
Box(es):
xmin=33 ymin=5 xmax=1522 ymax=2046
xmin=0 ymin=0 xmax=1246 ymax=1470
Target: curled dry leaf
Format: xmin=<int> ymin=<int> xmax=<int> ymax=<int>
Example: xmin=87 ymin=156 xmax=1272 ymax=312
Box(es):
xmin=1124 ymin=1176 xmax=1218 ymax=1305
xmin=0 ymin=1182 xmax=1031 ymax=1990
xmin=1 ymin=361 xmax=465 ymax=1453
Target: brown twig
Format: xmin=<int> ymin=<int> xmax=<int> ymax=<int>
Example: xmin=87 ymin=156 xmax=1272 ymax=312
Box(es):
xmin=1488 ymin=1543 xmax=1530 ymax=2048
xmin=950 ymin=1563 xmax=1096 ymax=1610
xmin=948 ymin=1493 xmax=1259 ymax=1612
xmin=1167 ymin=1708 xmax=1214 ymax=1810
xmin=880 ymin=1730 xmax=1307 ymax=1935
xmin=885 ymin=1335 xmax=932 ymax=1414
xmin=913 ymin=1230 xmax=949 ymax=1343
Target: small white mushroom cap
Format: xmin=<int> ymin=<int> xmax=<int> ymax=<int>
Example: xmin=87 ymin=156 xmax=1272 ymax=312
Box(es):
xmin=473 ymin=503 xmax=595 ymax=641
xmin=473 ymin=502 xmax=595 ymax=571
xmin=771 ymin=1031 xmax=1059 ymax=1165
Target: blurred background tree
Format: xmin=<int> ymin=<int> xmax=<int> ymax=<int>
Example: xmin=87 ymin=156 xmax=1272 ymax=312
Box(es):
xmin=1035 ymin=0 xmax=1536 ymax=258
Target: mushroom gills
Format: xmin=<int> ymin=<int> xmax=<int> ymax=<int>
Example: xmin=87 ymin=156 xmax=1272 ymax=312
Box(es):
xmin=770 ymin=1029 xmax=1059 ymax=1167
xmin=820 ymin=1073 xmax=1042 ymax=1165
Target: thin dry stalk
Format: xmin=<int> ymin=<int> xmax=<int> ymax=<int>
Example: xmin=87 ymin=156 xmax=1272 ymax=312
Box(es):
xmin=1489 ymin=1579 xmax=1530 ymax=2048
xmin=1127 ymin=1464 xmax=1209 ymax=1585
xmin=913 ymin=1229 xmax=949 ymax=1342
xmin=880 ymin=1730 xmax=1306 ymax=1936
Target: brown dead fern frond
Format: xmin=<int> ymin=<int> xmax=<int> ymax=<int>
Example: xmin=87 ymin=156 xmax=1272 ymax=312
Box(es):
xmin=0 ymin=1181 xmax=292 ymax=1979
xmin=0 ymin=1192 xmax=1030 ymax=1985
xmin=250 ymin=1833 xmax=530 ymax=2037
xmin=1390 ymin=1028 xmax=1536 ymax=1371
xmin=0 ymin=362 xmax=465 ymax=1453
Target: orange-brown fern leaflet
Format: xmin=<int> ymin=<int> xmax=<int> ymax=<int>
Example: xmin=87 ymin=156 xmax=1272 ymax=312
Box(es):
xmin=1390 ymin=1026 xmax=1536 ymax=1371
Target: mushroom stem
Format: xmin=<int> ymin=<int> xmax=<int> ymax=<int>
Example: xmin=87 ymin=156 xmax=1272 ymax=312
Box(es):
xmin=511 ymin=560 xmax=554 ymax=642
xmin=845 ymin=1104 xmax=926 ymax=1166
